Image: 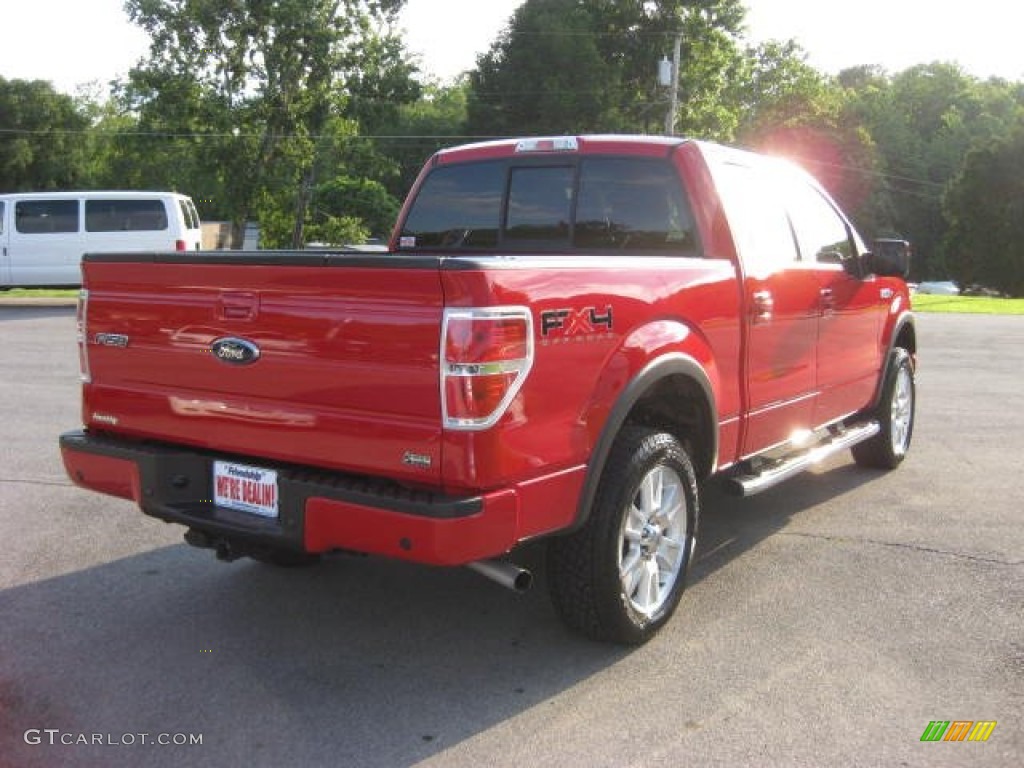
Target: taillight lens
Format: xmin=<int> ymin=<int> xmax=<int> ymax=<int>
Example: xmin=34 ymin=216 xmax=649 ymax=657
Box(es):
xmin=441 ymin=308 xmax=533 ymax=430
xmin=175 ymin=239 xmax=187 ymax=251
xmin=77 ymin=289 xmax=91 ymax=383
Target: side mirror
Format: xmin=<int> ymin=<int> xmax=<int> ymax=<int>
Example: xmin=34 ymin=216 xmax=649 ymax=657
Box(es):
xmin=870 ymin=239 xmax=912 ymax=278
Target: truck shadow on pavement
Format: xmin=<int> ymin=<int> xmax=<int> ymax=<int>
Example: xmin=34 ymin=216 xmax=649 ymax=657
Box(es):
xmin=0 ymin=305 xmax=76 ymax=324
xmin=0 ymin=460 xmax=879 ymax=768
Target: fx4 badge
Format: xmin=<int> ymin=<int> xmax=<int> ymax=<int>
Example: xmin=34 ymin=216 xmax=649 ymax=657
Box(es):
xmin=539 ymin=306 xmax=614 ymax=345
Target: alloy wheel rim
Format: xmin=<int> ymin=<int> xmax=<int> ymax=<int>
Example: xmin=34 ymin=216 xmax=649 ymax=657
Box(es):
xmin=618 ymin=464 xmax=688 ymax=617
xmin=890 ymin=366 xmax=914 ymax=456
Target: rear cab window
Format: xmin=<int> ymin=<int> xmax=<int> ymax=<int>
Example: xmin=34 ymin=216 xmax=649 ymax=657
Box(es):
xmin=399 ymin=155 xmax=701 ymax=256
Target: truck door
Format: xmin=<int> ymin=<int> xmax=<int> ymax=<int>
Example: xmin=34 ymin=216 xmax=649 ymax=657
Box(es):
xmin=713 ymin=162 xmax=820 ymax=456
xmin=782 ymin=178 xmax=882 ymax=426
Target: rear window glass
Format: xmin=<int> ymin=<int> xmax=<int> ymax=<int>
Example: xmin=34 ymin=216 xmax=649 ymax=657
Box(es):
xmin=15 ymin=200 xmax=79 ymax=234
xmin=399 ymin=155 xmax=700 ymax=255
xmin=400 ymin=161 xmax=504 ymax=248
xmin=505 ymin=166 xmax=573 ymax=244
xmin=86 ymin=199 xmax=168 ymax=232
xmin=574 ymin=157 xmax=698 ymax=252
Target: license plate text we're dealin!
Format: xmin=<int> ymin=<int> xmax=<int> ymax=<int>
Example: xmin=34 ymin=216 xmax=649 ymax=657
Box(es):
xmin=213 ymin=461 xmax=278 ymax=518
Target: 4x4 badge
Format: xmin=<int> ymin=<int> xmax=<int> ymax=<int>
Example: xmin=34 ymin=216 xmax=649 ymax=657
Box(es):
xmin=211 ymin=337 xmax=261 ymax=365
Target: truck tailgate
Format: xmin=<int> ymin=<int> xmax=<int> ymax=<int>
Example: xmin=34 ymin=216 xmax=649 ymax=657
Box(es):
xmin=80 ymin=253 xmax=444 ymax=486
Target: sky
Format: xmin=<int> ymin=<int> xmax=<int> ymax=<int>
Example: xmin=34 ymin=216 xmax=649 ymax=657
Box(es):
xmin=0 ymin=0 xmax=1020 ymax=96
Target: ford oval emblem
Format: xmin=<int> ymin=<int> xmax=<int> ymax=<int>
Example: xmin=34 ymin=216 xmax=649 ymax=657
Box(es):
xmin=211 ymin=337 xmax=261 ymax=365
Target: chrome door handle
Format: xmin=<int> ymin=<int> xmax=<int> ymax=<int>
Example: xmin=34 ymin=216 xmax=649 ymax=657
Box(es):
xmin=820 ymin=287 xmax=835 ymax=315
xmin=752 ymin=290 xmax=774 ymax=322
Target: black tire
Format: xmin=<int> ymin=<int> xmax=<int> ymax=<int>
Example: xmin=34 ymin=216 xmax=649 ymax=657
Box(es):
xmin=249 ymin=548 xmax=322 ymax=568
xmin=852 ymin=347 xmax=915 ymax=469
xmin=547 ymin=426 xmax=699 ymax=645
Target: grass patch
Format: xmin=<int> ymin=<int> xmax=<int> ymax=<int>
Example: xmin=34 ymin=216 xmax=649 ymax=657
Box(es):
xmin=912 ymin=294 xmax=1024 ymax=315
xmin=3 ymin=288 xmax=80 ymax=298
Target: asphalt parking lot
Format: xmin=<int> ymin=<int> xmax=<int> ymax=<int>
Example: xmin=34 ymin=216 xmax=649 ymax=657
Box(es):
xmin=0 ymin=305 xmax=1021 ymax=767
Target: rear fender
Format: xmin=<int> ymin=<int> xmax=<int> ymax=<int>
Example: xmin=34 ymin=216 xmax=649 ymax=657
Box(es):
xmin=570 ymin=320 xmax=720 ymax=532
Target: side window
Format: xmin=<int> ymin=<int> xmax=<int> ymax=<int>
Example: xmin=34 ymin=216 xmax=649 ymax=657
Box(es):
xmin=400 ymin=161 xmax=504 ymax=249
xmin=186 ymin=199 xmax=201 ymax=229
xmin=783 ymin=178 xmax=853 ymax=264
xmin=713 ymin=162 xmax=799 ymax=271
xmin=178 ymin=198 xmax=201 ymax=230
xmin=505 ymin=166 xmax=573 ymax=245
xmin=15 ymin=200 xmax=79 ymax=234
xmin=574 ymin=157 xmax=699 ymax=253
xmin=179 ymin=200 xmax=193 ymax=230
xmin=86 ymin=199 xmax=168 ymax=232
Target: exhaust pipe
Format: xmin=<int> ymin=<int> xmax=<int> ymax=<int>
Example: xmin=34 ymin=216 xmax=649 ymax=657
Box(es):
xmin=467 ymin=560 xmax=533 ymax=592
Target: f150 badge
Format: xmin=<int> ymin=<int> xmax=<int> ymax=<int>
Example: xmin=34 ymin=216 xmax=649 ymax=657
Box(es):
xmin=539 ymin=306 xmax=614 ymax=345
xmin=211 ymin=337 xmax=261 ymax=365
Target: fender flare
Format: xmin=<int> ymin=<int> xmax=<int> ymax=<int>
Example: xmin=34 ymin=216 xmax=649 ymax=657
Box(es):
xmin=867 ymin=311 xmax=916 ymax=412
xmin=568 ymin=352 xmax=718 ymax=533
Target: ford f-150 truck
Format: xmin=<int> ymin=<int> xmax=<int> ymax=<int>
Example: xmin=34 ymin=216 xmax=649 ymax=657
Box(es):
xmin=60 ymin=135 xmax=916 ymax=644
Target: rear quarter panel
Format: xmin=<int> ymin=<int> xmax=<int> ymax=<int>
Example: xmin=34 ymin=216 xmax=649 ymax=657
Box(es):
xmin=439 ymin=256 xmax=742 ymax=509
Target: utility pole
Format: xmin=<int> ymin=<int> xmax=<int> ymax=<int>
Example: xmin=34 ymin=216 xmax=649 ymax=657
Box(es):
xmin=664 ymin=29 xmax=682 ymax=136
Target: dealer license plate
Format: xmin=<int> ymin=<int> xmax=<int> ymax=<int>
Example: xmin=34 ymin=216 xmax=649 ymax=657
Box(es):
xmin=213 ymin=461 xmax=279 ymax=519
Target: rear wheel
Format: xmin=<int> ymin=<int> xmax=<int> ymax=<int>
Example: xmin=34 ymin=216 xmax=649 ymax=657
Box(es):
xmin=548 ymin=427 xmax=698 ymax=645
xmin=852 ymin=347 xmax=915 ymax=469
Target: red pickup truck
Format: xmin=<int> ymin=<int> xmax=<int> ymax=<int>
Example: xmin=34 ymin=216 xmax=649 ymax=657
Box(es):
xmin=60 ymin=136 xmax=916 ymax=644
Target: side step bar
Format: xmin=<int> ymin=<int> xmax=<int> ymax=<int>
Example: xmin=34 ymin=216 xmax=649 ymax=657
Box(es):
xmin=725 ymin=421 xmax=880 ymax=497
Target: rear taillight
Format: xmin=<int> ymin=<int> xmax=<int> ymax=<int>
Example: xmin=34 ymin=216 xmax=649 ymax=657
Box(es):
xmin=441 ymin=307 xmax=534 ymax=430
xmin=77 ymin=289 xmax=91 ymax=383
xmin=175 ymin=239 xmax=187 ymax=251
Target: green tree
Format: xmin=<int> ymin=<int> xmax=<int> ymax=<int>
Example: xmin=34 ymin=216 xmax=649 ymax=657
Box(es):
xmin=725 ymin=43 xmax=883 ymax=238
xmin=385 ymin=79 xmax=470 ymax=197
xmin=121 ymin=0 xmax=414 ymax=247
xmin=312 ymin=175 xmax=399 ymax=241
xmin=944 ymin=129 xmax=1024 ymax=296
xmin=841 ymin=63 xmax=1024 ymax=278
xmin=0 ymin=77 xmax=90 ymax=192
xmin=467 ymin=0 xmax=746 ymax=138
xmin=734 ymin=41 xmax=838 ymax=138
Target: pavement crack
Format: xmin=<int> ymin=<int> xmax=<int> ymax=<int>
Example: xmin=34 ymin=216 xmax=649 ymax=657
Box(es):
xmin=778 ymin=530 xmax=1022 ymax=566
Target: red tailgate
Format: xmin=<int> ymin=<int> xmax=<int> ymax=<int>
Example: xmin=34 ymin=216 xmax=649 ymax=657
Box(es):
xmin=80 ymin=254 xmax=445 ymax=486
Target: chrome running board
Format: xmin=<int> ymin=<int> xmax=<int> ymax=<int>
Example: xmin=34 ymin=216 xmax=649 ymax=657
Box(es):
xmin=725 ymin=421 xmax=880 ymax=497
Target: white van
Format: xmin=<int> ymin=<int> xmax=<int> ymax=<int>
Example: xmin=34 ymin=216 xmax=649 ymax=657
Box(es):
xmin=0 ymin=191 xmax=202 ymax=287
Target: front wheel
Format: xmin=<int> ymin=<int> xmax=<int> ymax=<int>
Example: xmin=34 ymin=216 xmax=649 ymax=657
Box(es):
xmin=852 ymin=347 xmax=915 ymax=469
xmin=547 ymin=427 xmax=699 ymax=645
